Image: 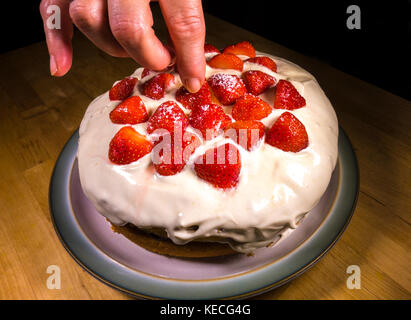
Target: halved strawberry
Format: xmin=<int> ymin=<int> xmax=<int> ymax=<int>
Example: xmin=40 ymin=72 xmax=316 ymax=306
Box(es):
xmin=194 ymin=143 xmax=241 ymax=189
xmin=141 ymin=66 xmax=174 ymax=79
xmin=109 ymin=126 xmax=153 ymax=165
xmin=246 ymin=56 xmax=277 ymax=72
xmin=223 ymin=41 xmax=256 ymax=58
xmin=141 ymin=68 xmax=152 ymax=79
xmin=189 ymin=103 xmax=232 ymax=140
xmin=225 ymin=120 xmax=265 ymax=151
xmin=141 ymin=73 xmax=174 ymax=100
xmin=109 ymin=96 xmax=149 ymax=124
xmin=147 ymin=101 xmax=189 ymax=135
xmin=109 ymin=77 xmax=137 ymax=101
xmin=265 ymin=112 xmax=309 ymax=152
xmin=242 ymin=70 xmax=275 ymax=96
xmin=232 ymin=93 xmax=272 ymax=120
xmin=208 ymin=53 xmax=243 ymax=71
xmin=175 ymin=82 xmax=211 ymax=110
xmin=152 ymin=131 xmax=201 ymax=176
xmin=274 ymin=80 xmax=306 ymax=110
xmin=204 ymin=43 xmax=220 ymax=54
xmin=207 ymin=73 xmax=247 ymax=105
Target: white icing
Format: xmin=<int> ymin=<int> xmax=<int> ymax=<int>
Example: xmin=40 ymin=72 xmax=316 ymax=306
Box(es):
xmin=77 ymin=51 xmax=339 ymax=253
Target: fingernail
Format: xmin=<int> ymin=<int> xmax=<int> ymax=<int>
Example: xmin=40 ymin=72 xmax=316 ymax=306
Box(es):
xmin=165 ymin=45 xmax=176 ymax=67
xmin=50 ymin=55 xmax=58 ymax=76
xmin=168 ymin=55 xmax=176 ymax=67
xmin=185 ymin=78 xmax=201 ymax=93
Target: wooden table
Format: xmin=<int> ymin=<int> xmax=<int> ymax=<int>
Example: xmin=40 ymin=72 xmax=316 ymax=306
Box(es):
xmin=0 ymin=9 xmax=410 ymax=300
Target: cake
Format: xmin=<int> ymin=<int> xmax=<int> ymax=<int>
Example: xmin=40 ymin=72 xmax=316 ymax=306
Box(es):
xmin=77 ymin=41 xmax=339 ymax=255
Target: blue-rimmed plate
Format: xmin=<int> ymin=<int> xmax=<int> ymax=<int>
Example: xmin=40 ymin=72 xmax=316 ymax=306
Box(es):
xmin=49 ymin=127 xmax=358 ymax=299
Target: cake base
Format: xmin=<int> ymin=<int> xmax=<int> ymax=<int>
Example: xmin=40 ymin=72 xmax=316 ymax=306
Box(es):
xmin=111 ymin=223 xmax=237 ymax=258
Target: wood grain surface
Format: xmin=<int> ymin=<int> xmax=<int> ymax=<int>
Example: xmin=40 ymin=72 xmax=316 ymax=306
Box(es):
xmin=0 ymin=9 xmax=410 ymax=300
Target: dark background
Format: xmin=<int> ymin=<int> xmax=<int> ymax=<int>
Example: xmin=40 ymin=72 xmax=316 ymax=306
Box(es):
xmin=1 ymin=1 xmax=410 ymax=100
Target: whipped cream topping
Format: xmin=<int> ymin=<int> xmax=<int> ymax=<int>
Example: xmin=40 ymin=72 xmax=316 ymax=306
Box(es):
xmin=77 ymin=51 xmax=339 ymax=253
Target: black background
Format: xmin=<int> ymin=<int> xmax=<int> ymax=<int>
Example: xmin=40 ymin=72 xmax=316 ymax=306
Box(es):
xmin=1 ymin=1 xmax=410 ymax=100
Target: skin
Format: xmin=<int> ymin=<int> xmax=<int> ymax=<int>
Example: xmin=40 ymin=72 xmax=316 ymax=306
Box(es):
xmin=39 ymin=0 xmax=206 ymax=92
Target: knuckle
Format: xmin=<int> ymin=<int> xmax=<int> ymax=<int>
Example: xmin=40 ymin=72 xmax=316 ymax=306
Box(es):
xmin=39 ymin=0 xmax=53 ymax=17
xmin=69 ymin=2 xmax=97 ymax=30
xmin=111 ymin=19 xmax=147 ymax=42
xmin=168 ymin=12 xmax=203 ymax=40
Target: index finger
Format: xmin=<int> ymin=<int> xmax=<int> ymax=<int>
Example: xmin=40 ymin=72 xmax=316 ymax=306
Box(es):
xmin=108 ymin=0 xmax=172 ymax=71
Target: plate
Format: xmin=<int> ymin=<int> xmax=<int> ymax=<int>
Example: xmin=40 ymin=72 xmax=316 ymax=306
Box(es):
xmin=49 ymin=127 xmax=358 ymax=299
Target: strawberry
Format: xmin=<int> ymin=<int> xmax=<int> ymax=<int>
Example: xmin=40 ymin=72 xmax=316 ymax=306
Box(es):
xmin=274 ymin=80 xmax=306 ymax=110
xmin=225 ymin=120 xmax=265 ymax=151
xmin=265 ymin=112 xmax=309 ymax=152
xmin=141 ymin=68 xmax=152 ymax=79
xmin=223 ymin=41 xmax=256 ymax=58
xmin=109 ymin=96 xmax=149 ymax=124
xmin=152 ymin=131 xmax=201 ymax=176
xmin=108 ymin=126 xmax=153 ymax=165
xmin=109 ymin=77 xmax=137 ymax=101
xmin=175 ymin=82 xmax=211 ymax=110
xmin=194 ymin=143 xmax=241 ymax=189
xmin=232 ymin=93 xmax=272 ymax=120
xmin=141 ymin=73 xmax=174 ymax=100
xmin=189 ymin=103 xmax=232 ymax=140
xmin=141 ymin=66 xmax=174 ymax=79
xmin=204 ymin=43 xmax=220 ymax=54
xmin=147 ymin=101 xmax=189 ymax=135
xmin=208 ymin=53 xmax=243 ymax=71
xmin=246 ymin=56 xmax=277 ymax=72
xmin=242 ymin=70 xmax=275 ymax=96
xmin=207 ymin=73 xmax=247 ymax=105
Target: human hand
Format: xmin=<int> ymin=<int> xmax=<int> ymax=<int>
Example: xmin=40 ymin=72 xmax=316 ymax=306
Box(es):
xmin=40 ymin=0 xmax=206 ymax=92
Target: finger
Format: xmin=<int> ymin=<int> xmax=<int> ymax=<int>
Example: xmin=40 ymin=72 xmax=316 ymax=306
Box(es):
xmin=39 ymin=0 xmax=73 ymax=76
xmin=108 ymin=0 xmax=172 ymax=70
xmin=159 ymin=0 xmax=205 ymax=92
xmin=69 ymin=0 xmax=128 ymax=58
